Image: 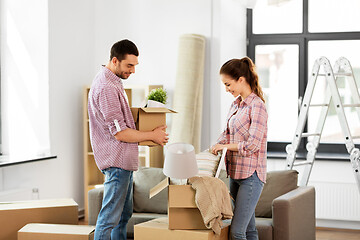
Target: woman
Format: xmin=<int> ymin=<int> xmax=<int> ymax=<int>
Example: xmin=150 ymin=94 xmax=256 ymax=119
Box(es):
xmin=211 ymin=57 xmax=267 ymax=240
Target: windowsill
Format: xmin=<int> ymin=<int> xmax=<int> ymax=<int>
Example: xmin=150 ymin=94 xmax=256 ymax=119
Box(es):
xmin=267 ymin=151 xmax=350 ymax=161
xmin=0 ymin=154 xmax=57 ymax=167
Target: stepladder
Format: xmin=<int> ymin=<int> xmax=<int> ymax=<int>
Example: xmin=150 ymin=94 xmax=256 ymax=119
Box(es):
xmin=285 ymin=56 xmax=360 ymax=193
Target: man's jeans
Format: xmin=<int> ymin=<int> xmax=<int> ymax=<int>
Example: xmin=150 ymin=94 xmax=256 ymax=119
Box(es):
xmin=94 ymin=167 xmax=133 ymax=240
xmin=230 ymin=171 xmax=264 ymax=240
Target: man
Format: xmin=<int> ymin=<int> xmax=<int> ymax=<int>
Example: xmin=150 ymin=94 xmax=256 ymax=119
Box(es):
xmin=88 ymin=39 xmax=168 ymax=240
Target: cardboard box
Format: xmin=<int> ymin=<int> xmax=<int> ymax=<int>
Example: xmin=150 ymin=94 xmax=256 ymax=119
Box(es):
xmin=134 ymin=217 xmax=229 ymax=240
xmin=150 ymin=178 xmax=207 ymax=230
xmin=131 ymin=107 xmax=176 ymax=146
xmin=18 ymin=224 xmax=95 ymax=240
xmin=0 ymin=198 xmax=78 ymax=240
xmin=168 ymin=184 xmax=208 ymax=230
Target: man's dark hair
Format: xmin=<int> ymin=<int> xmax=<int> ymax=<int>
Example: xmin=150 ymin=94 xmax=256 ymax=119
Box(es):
xmin=110 ymin=39 xmax=139 ymax=61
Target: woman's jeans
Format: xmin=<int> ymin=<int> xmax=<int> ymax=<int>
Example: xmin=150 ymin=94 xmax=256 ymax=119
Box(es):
xmin=94 ymin=167 xmax=133 ymax=240
xmin=230 ymin=172 xmax=264 ymax=240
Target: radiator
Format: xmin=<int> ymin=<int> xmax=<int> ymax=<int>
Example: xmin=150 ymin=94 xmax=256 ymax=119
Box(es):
xmin=310 ymin=181 xmax=360 ymax=221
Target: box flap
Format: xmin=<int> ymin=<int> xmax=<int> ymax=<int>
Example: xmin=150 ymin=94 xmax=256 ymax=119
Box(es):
xmin=140 ymin=107 xmax=177 ymax=113
xmin=150 ymin=177 xmax=169 ymax=199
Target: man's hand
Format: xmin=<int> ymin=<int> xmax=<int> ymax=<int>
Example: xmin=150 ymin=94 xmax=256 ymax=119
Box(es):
xmin=152 ymin=125 xmax=169 ymax=146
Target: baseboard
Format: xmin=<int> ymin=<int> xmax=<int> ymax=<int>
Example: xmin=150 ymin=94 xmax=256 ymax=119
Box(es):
xmin=316 ymin=219 xmax=360 ymax=230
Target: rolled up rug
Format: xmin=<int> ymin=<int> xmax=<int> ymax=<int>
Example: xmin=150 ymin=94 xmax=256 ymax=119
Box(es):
xmin=170 ymin=34 xmax=206 ymax=153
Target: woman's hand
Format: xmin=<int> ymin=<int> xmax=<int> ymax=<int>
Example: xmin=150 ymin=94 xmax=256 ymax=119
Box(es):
xmin=211 ymin=144 xmax=227 ymax=155
xmin=211 ymin=143 xmax=239 ymax=154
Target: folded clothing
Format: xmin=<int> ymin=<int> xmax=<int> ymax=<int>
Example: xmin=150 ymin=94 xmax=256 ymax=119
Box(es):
xmin=196 ymin=149 xmax=221 ymax=177
xmin=188 ymin=176 xmax=233 ymax=235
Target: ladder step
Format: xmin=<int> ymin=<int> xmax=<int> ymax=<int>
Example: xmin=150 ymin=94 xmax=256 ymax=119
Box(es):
xmin=301 ymin=133 xmax=321 ymax=137
xmin=343 ymin=104 xmax=360 ymax=107
xmin=293 ymin=161 xmax=313 ymax=167
xmin=309 ymin=104 xmax=360 ymax=107
xmin=310 ymin=103 xmax=329 ymax=107
xmin=317 ymin=73 xmax=352 ymax=77
xmin=352 ymin=136 xmax=360 ymax=139
xmin=335 ymin=73 xmax=353 ymax=77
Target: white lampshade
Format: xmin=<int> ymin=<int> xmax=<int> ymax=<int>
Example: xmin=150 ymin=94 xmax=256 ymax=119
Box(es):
xmin=163 ymin=143 xmax=198 ymax=179
xmin=240 ymin=0 xmax=258 ymax=9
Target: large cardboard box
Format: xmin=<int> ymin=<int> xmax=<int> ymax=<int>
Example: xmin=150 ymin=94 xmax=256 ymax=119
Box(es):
xmin=134 ymin=217 xmax=229 ymax=240
xmin=0 ymin=199 xmax=78 ymax=240
xmin=168 ymin=184 xmax=208 ymax=230
xmin=150 ymin=178 xmax=207 ymax=230
xmin=18 ymin=224 xmax=95 ymax=240
xmin=131 ymin=107 xmax=176 ymax=146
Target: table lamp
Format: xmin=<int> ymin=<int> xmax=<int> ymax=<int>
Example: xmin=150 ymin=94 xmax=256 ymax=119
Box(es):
xmin=240 ymin=0 xmax=258 ymax=9
xmin=163 ymin=142 xmax=198 ymax=179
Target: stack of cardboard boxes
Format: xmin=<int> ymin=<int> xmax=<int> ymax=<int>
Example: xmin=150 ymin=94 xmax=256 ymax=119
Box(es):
xmin=0 ymin=198 xmax=95 ymax=240
xmin=134 ymin=155 xmax=230 ymax=239
xmin=134 ymin=178 xmax=230 ymax=240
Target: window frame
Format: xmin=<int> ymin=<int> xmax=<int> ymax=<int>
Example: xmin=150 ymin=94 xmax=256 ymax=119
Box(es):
xmin=247 ymin=0 xmax=360 ymax=157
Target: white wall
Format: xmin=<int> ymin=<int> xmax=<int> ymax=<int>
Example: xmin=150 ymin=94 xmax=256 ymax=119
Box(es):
xmin=218 ymin=0 xmax=248 ymax=140
xmin=47 ymin=0 xmax=96 ymax=206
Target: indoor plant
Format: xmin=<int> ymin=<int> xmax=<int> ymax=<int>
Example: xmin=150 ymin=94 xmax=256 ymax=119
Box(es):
xmin=147 ymin=88 xmax=167 ymax=107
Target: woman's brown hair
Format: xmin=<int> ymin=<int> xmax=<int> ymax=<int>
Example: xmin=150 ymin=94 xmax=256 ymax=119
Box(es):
xmin=220 ymin=57 xmax=265 ymax=103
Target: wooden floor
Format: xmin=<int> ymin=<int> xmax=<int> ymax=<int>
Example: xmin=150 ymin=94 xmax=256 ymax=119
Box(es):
xmin=80 ymin=218 xmax=360 ymax=240
xmin=316 ymin=228 xmax=360 ymax=240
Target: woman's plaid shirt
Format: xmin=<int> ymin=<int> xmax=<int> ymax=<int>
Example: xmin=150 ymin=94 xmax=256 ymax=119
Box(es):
xmin=217 ymin=93 xmax=268 ymax=183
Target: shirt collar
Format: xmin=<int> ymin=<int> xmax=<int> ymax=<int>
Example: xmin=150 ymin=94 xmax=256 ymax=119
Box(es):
xmin=102 ymin=66 xmax=124 ymax=87
xmin=234 ymin=96 xmax=242 ymax=106
xmin=235 ymin=92 xmax=256 ymax=107
xmin=242 ymin=92 xmax=256 ymax=105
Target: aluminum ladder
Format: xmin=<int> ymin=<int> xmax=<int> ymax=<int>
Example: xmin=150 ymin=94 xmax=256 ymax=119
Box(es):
xmin=285 ymin=56 xmax=360 ymax=193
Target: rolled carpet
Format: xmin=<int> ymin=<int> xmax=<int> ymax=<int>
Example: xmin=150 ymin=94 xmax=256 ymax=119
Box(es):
xmin=170 ymin=34 xmax=206 ymax=153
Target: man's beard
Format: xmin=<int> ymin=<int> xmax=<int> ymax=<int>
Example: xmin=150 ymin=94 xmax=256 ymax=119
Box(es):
xmin=117 ymin=72 xmax=130 ymax=79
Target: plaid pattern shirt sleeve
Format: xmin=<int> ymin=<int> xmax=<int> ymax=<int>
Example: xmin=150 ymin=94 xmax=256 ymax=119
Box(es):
xmin=98 ymin=85 xmax=128 ymax=136
xmin=216 ymin=129 xmax=228 ymax=145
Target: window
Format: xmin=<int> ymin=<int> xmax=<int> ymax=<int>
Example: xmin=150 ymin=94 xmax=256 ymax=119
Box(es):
xmin=247 ymin=0 xmax=360 ymax=156
xmin=0 ymin=0 xmax=50 ymax=159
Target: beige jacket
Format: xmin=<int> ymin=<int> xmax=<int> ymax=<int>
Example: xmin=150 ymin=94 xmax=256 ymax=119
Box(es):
xmin=188 ymin=176 xmax=233 ymax=235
